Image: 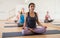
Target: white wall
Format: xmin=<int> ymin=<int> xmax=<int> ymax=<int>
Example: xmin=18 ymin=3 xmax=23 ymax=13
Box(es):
xmin=0 ymin=0 xmax=25 ymax=20
xmin=56 ymin=0 xmax=60 ymax=20
xmin=0 ymin=0 xmax=60 ymax=21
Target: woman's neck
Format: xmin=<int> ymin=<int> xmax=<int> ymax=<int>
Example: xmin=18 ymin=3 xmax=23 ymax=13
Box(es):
xmin=29 ymin=11 xmax=34 ymax=13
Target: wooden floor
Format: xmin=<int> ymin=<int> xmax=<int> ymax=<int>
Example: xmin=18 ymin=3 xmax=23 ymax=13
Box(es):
xmin=0 ymin=20 xmax=60 ymax=38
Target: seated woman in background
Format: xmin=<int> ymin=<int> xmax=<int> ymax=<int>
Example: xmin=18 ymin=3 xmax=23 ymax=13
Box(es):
xmin=15 ymin=8 xmax=25 ymax=27
xmin=22 ymin=3 xmax=47 ymax=35
xmin=44 ymin=11 xmax=54 ymax=23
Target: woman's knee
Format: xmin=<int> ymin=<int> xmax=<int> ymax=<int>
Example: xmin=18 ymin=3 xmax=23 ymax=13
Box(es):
xmin=34 ymin=27 xmax=46 ymax=33
xmin=40 ymin=27 xmax=46 ymax=33
xmin=22 ymin=28 xmax=32 ymax=35
xmin=22 ymin=30 xmax=32 ymax=35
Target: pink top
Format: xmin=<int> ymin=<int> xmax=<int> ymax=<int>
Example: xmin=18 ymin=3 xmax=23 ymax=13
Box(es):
xmin=45 ymin=15 xmax=50 ymax=20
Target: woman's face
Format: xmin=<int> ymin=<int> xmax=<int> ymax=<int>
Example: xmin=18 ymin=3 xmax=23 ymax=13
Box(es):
xmin=29 ymin=4 xmax=35 ymax=11
xmin=21 ymin=8 xmax=24 ymax=13
xmin=47 ymin=11 xmax=49 ymax=14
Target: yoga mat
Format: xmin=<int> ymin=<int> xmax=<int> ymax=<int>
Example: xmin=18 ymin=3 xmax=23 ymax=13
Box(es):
xmin=52 ymin=23 xmax=60 ymax=26
xmin=4 ymin=26 xmax=18 ymax=28
xmin=2 ymin=30 xmax=60 ymax=38
xmin=5 ymin=22 xmax=15 ymax=24
xmin=4 ymin=25 xmax=23 ymax=28
xmin=53 ymin=24 xmax=60 ymax=26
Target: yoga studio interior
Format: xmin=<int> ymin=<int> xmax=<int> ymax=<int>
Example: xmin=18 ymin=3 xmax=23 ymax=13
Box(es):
xmin=0 ymin=0 xmax=60 ymax=38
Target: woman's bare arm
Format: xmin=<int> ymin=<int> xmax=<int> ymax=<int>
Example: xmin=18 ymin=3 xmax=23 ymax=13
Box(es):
xmin=36 ymin=13 xmax=43 ymax=26
xmin=36 ymin=13 xmax=47 ymax=28
xmin=23 ymin=13 xmax=28 ymax=29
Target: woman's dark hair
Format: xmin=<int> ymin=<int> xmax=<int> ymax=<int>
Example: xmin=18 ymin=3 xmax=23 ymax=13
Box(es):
xmin=28 ymin=3 xmax=35 ymax=8
xmin=20 ymin=11 xmax=22 ymax=14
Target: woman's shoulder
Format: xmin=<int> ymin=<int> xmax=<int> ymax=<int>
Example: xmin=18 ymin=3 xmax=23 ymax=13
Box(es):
xmin=34 ymin=12 xmax=38 ymax=15
xmin=25 ymin=12 xmax=30 ymax=15
xmin=25 ymin=12 xmax=38 ymax=15
xmin=24 ymin=12 xmax=29 ymax=17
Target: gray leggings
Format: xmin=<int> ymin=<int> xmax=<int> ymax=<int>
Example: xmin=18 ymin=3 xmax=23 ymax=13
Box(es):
xmin=22 ymin=26 xmax=46 ymax=35
xmin=18 ymin=23 xmax=23 ymax=27
xmin=44 ymin=20 xmax=53 ymax=23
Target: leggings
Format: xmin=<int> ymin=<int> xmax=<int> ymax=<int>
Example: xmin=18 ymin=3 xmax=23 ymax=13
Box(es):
xmin=18 ymin=23 xmax=23 ymax=27
xmin=22 ymin=26 xmax=46 ymax=35
xmin=44 ymin=19 xmax=53 ymax=23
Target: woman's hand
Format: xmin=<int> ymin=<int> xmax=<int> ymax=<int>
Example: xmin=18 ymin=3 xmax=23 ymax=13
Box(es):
xmin=22 ymin=26 xmax=26 ymax=30
xmin=28 ymin=28 xmax=35 ymax=32
xmin=41 ymin=25 xmax=47 ymax=28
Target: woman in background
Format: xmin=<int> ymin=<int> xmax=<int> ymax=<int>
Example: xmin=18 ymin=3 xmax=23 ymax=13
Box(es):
xmin=15 ymin=8 xmax=25 ymax=27
xmin=44 ymin=11 xmax=53 ymax=23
